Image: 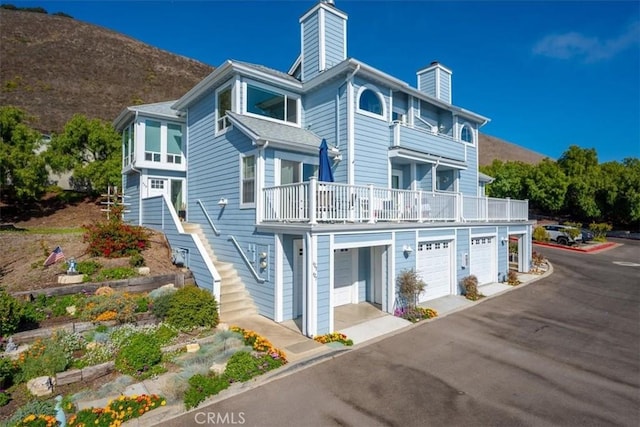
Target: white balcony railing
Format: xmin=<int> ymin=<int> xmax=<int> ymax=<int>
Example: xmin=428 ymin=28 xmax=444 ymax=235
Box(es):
xmin=262 ymin=177 xmax=529 ymax=224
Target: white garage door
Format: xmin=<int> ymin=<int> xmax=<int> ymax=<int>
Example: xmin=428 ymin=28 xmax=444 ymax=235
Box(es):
xmin=470 ymin=237 xmax=495 ymax=285
xmin=416 ymin=241 xmax=452 ymax=302
xmin=334 ymin=249 xmax=353 ymax=306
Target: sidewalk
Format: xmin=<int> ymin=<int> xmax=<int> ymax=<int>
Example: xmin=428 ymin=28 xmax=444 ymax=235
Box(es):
xmin=89 ymin=267 xmax=553 ymax=425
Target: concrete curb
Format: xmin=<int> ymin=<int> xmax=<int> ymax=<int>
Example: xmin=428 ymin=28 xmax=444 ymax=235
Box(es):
xmin=533 ymin=241 xmax=619 ymax=253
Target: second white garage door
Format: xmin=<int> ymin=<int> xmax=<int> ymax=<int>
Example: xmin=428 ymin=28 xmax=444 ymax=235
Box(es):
xmin=416 ymin=241 xmax=453 ymax=302
xmin=334 ymin=249 xmax=353 ymax=306
xmin=470 ymin=237 xmax=495 ymax=285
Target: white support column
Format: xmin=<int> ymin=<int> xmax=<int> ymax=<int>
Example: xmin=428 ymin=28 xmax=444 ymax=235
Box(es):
xmin=309 ymin=177 xmax=318 ymax=225
xmin=368 ymin=184 xmax=375 ymax=224
xmin=274 ymin=234 xmax=284 ymax=322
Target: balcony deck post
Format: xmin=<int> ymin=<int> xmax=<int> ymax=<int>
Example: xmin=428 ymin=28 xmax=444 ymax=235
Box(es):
xmin=368 ymin=184 xmax=375 ymax=224
xmin=309 ymin=177 xmax=317 ymax=225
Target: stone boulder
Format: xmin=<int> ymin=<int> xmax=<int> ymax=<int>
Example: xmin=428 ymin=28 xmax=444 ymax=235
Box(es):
xmin=27 ymin=376 xmax=55 ymax=396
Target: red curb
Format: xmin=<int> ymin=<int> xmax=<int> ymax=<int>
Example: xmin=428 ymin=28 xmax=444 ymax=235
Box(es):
xmin=533 ymin=241 xmax=619 ymax=253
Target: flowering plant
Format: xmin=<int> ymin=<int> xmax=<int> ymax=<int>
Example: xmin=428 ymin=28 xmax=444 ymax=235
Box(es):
xmin=67 ymin=394 xmax=166 ymax=427
xmin=394 ymin=306 xmax=438 ymax=323
xmin=15 ymin=414 xmax=58 ymax=427
xmin=314 ymin=332 xmax=353 ymax=346
xmin=230 ymin=326 xmax=287 ymax=362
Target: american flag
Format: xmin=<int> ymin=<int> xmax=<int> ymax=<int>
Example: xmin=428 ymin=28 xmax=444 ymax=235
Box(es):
xmin=43 ymin=246 xmax=65 ymax=267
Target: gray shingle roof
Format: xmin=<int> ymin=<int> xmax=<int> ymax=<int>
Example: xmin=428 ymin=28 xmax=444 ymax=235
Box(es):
xmin=128 ymin=100 xmax=179 ymax=117
xmin=232 ymin=60 xmax=301 ymax=85
xmin=227 ymin=112 xmax=324 ymax=149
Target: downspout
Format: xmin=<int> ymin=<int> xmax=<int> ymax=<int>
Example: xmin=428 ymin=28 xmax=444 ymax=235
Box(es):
xmin=256 ymin=139 xmax=269 ymax=224
xmin=128 ymin=110 xmax=143 ymax=225
xmin=346 ymin=64 xmax=360 ymax=186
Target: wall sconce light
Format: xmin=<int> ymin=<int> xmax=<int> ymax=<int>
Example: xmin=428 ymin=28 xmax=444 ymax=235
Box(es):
xmin=402 ymin=245 xmax=413 ymax=255
xmin=260 ymin=261 xmax=268 ymax=269
xmin=500 ymin=237 xmax=509 ymax=245
xmin=218 ymin=198 xmax=228 ymax=208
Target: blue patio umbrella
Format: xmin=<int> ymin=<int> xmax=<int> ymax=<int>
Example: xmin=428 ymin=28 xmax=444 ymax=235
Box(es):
xmin=318 ymin=139 xmax=334 ymax=182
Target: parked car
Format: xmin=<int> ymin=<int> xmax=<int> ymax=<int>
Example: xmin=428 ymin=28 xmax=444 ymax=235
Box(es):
xmin=580 ymin=228 xmax=594 ymax=242
xmin=542 ymin=224 xmax=583 ymax=245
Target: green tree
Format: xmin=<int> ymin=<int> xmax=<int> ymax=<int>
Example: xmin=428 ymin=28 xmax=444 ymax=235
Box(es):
xmin=0 ymin=106 xmax=48 ymax=200
xmin=600 ymin=158 xmax=640 ymax=227
xmin=480 ymin=160 xmax=533 ymax=200
xmin=45 ymin=114 xmax=121 ymax=194
xmin=557 ymin=145 xmax=601 ymax=220
xmin=525 ymin=158 xmax=568 ymax=213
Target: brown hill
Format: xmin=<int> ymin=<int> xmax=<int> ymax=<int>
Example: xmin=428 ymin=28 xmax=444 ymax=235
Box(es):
xmin=478 ymin=133 xmax=548 ymax=166
xmin=1 ymin=9 xmax=544 ymax=166
xmin=0 ymin=8 xmax=214 ymax=133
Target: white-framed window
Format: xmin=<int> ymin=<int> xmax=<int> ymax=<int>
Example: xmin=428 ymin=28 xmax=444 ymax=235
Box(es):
xmin=144 ymin=119 xmax=161 ymax=162
xmin=460 ymin=124 xmax=473 ymax=144
xmin=357 ymin=84 xmax=386 ymax=120
xmin=150 ymin=179 xmax=164 ymax=189
xmin=245 ymin=82 xmax=299 ymax=125
xmin=240 ymin=154 xmax=256 ymax=207
xmin=436 ymin=169 xmax=456 ymax=192
xmin=166 ymin=123 xmax=183 ymax=164
xmin=216 ymin=83 xmax=232 ymax=133
xmin=122 ymin=124 xmax=133 ymax=166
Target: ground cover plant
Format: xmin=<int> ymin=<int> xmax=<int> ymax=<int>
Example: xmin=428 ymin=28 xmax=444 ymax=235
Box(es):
xmin=314 ymin=332 xmax=354 ymax=346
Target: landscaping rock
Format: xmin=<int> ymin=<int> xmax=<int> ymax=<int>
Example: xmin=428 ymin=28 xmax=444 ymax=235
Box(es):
xmin=56 ymin=369 xmax=83 ymax=386
xmin=82 ymin=361 xmax=114 ymax=381
xmin=209 ymin=362 xmax=227 ymax=375
xmin=27 ymin=376 xmax=55 ymax=396
xmin=66 ymin=305 xmax=77 ymax=316
xmin=217 ymin=323 xmax=229 ymax=331
xmin=57 ymin=274 xmax=85 ymax=285
xmin=186 ymin=343 xmax=200 ymax=353
xmin=137 ymin=266 xmax=151 ymax=276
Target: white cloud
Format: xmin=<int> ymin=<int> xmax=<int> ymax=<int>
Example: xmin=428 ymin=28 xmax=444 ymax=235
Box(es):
xmin=533 ymin=21 xmax=640 ymax=62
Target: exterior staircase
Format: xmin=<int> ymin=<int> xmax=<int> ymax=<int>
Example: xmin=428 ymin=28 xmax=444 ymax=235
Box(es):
xmin=181 ymin=222 xmax=258 ymax=322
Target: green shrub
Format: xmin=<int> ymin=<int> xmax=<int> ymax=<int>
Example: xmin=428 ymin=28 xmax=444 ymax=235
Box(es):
xmin=150 ymin=292 xmax=175 ymax=320
xmin=93 ymin=267 xmax=137 ymax=281
xmin=184 ymin=373 xmax=230 ymax=410
xmin=150 ymin=323 xmax=178 ymax=346
xmin=462 ymin=275 xmax=482 ymax=301
xmin=134 ymin=295 xmax=150 ymax=313
xmin=224 ymin=351 xmax=284 ymax=383
xmin=76 ymin=260 xmax=101 ymax=276
xmin=533 ymin=226 xmax=550 ymax=242
xmin=129 ymin=253 xmax=145 ymax=267
xmin=15 ymin=339 xmax=70 ymax=383
xmin=165 ymin=286 xmax=219 ymax=331
xmin=561 ymin=222 xmax=582 ymax=241
xmin=0 ymin=288 xmax=24 ymax=336
xmin=0 ymin=356 xmax=17 ymax=389
xmin=115 ymin=332 xmax=162 ymax=376
xmin=0 ymin=391 xmax=10 ymax=407
xmin=32 ymin=293 xmax=86 ymax=318
xmin=82 ymin=219 xmax=150 ymax=258
xmin=589 ymin=222 xmax=612 ymax=241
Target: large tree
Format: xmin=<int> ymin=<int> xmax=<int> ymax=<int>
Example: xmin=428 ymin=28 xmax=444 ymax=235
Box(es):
xmin=0 ymin=106 xmax=48 ymax=200
xmin=525 ymin=158 xmax=568 ymax=214
xmin=45 ymin=114 xmax=121 ymax=194
xmin=481 ymin=160 xmax=533 ymax=200
xmin=557 ymin=145 xmax=601 ymax=220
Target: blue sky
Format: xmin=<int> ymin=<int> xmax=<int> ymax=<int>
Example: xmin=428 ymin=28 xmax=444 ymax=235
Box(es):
xmin=12 ymin=0 xmax=640 ymax=162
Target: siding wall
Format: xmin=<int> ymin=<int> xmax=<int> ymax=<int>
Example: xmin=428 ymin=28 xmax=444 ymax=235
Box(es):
xmin=417 ymin=163 xmax=433 ymax=191
xmin=123 ymin=172 xmax=140 ymax=224
xmin=358 ymin=247 xmax=370 ymax=302
xmin=281 ymin=234 xmax=298 ymax=320
xmin=418 ymin=71 xmax=436 ymax=97
xmin=398 ymin=126 xmax=465 ymax=162
xmin=455 ymin=228 xmax=470 ymax=293
xmin=141 ymin=196 xmax=216 ymax=293
xmin=439 ymin=72 xmax=451 ymax=103
xmin=498 ymin=226 xmax=509 ymax=282
xmin=324 ymin=10 xmax=345 ymax=68
xmin=301 ymin=14 xmax=320 ymax=81
xmin=459 ymin=144 xmax=479 ymax=196
xmin=188 ymin=93 xmax=275 ymax=317
xmin=316 ymin=235 xmax=331 ymax=334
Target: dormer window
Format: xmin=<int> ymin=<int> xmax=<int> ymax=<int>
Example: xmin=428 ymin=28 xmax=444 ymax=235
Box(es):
xmin=246 ymin=84 xmax=298 ymax=124
xmin=461 ymin=125 xmax=473 ymax=143
xmin=358 ymin=88 xmax=384 ymax=116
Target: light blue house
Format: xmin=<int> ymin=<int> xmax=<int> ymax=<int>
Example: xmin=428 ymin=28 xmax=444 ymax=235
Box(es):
xmin=115 ymin=0 xmax=533 ymax=337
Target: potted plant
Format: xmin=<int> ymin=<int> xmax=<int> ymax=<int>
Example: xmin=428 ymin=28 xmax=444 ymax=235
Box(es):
xmin=178 ymin=202 xmax=186 ymax=221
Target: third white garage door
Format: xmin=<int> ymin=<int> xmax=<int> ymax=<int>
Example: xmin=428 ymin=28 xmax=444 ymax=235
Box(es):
xmin=416 ymin=241 xmax=453 ymax=302
xmin=470 ymin=237 xmax=495 ymax=285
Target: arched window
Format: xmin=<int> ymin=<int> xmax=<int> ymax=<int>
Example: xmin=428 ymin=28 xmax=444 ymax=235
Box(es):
xmin=461 ymin=125 xmax=473 ymax=143
xmin=358 ymin=89 xmax=383 ymax=116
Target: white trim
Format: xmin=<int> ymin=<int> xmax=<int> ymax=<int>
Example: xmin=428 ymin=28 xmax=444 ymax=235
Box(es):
xmin=243 ymin=79 xmax=301 ymax=127
xmin=388 ymin=231 xmax=396 ymax=311
xmin=356 ymin=84 xmax=387 ymax=120
xmin=239 ymin=151 xmax=257 ymax=209
xmin=319 ymin=8 xmax=325 ymax=72
xmin=328 ymin=235 xmax=334 ymax=332
xmin=350 ymin=248 xmax=358 ymax=304
xmin=299 ymin=238 xmax=307 ymax=335
xmin=343 ymin=18 xmax=347 ymax=59
xmin=215 ymin=80 xmax=234 ymax=135
xmin=300 ymin=21 xmax=305 ymax=81
xmin=275 ymin=234 xmax=283 ymax=322
xmin=347 ymin=77 xmax=355 ymax=186
xmin=307 ymin=233 xmax=318 ymax=336
xmin=299 ymin=2 xmax=348 ymax=23
xmin=332 ymin=238 xmax=393 ymax=250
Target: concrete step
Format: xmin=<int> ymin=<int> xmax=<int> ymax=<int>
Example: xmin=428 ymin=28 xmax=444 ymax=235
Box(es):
xmin=220 ymin=299 xmax=258 ymax=314
xmin=221 ymin=290 xmax=253 ymax=304
xmin=220 ymin=309 xmax=258 ymax=323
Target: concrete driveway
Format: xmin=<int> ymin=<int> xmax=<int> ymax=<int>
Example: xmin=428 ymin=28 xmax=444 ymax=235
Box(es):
xmin=163 ymin=238 xmax=639 ymax=427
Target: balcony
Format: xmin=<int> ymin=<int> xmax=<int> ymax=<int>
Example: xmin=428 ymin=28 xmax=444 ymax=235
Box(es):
xmin=391 ymin=122 xmax=466 ymax=163
xmin=262 ymin=177 xmax=529 ymax=225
